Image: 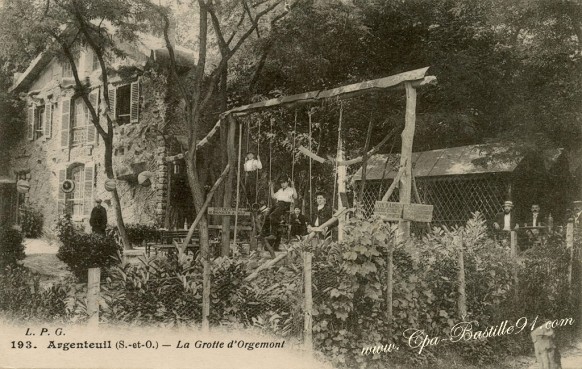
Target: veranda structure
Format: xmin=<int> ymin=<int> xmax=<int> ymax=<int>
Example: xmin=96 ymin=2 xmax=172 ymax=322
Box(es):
xmin=353 ymin=143 xmax=569 ymax=230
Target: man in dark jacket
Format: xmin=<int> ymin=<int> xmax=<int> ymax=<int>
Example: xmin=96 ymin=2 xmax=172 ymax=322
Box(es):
xmin=89 ymin=199 xmax=107 ymax=235
xmin=309 ymin=193 xmax=334 ymax=239
xmin=493 ymin=200 xmax=519 ymax=232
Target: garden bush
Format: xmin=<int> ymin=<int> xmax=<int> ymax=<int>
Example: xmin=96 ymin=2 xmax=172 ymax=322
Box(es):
xmin=0 ymin=225 xmax=25 ymax=268
xmin=20 ymin=204 xmax=44 ymax=238
xmin=56 ymin=214 xmax=122 ymax=281
xmin=123 ymin=223 xmax=161 ymax=246
xmin=0 ymin=265 xmax=80 ymax=322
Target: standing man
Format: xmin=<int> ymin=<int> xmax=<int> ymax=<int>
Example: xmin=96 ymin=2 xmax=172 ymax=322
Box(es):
xmin=309 ymin=192 xmax=334 ymax=239
xmin=89 ymin=199 xmax=107 ymax=236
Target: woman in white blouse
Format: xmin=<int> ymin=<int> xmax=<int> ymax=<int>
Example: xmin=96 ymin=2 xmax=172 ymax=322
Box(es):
xmin=244 ymin=152 xmax=262 ymax=204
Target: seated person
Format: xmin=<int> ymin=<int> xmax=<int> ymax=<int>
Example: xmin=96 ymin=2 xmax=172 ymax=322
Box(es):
xmin=493 ymin=200 xmax=519 ymax=232
xmin=290 ymin=207 xmax=308 ymax=239
xmin=308 ymin=192 xmax=334 ymax=239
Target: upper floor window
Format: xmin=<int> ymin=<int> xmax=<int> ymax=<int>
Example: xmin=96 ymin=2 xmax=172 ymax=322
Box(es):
xmin=92 ymin=51 xmax=100 ymax=72
xmin=27 ymin=102 xmax=53 ymax=141
xmin=109 ymin=81 xmax=140 ymax=125
xmin=60 ymin=90 xmax=98 ymax=149
xmin=62 ymin=61 xmax=73 ymax=78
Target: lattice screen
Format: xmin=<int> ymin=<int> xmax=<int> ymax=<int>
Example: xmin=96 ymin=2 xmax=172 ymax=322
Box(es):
xmin=359 ymin=174 xmax=509 ymax=230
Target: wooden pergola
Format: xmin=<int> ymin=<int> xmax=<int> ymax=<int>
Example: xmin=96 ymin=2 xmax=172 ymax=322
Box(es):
xmin=171 ymin=67 xmax=437 ymax=254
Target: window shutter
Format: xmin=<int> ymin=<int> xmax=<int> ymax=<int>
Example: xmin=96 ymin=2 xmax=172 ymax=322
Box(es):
xmin=83 ymin=164 xmax=95 ymax=216
xmin=44 ymin=103 xmax=52 ymax=138
xmin=60 ymin=99 xmax=71 ymax=148
xmin=130 ymin=81 xmax=139 ymax=123
xmin=27 ymin=106 xmax=35 ymax=141
xmin=108 ymin=87 xmax=116 ymax=121
xmin=57 ymin=168 xmax=66 ymax=215
xmin=86 ymin=90 xmax=98 ymax=145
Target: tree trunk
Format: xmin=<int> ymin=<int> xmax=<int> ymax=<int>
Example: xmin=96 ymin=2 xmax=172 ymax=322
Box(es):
xmin=103 ymin=138 xmax=130 ymax=249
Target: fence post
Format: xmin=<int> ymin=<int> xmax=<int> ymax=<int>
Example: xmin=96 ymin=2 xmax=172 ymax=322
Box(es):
xmin=456 ymin=234 xmax=467 ymax=319
xmin=87 ymin=267 xmax=101 ymax=327
xmin=511 ymin=230 xmax=518 ymax=303
xmin=386 ymin=237 xmax=394 ymax=338
xmin=303 ymin=237 xmax=316 ymax=352
xmin=567 ymin=220 xmax=574 ymax=289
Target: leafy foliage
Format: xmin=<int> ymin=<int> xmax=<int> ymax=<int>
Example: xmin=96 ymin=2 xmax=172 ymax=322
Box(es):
xmin=0 ymin=225 xmax=25 ymax=268
xmin=56 ymin=214 xmax=122 ymax=281
xmin=19 ymin=204 xmax=44 ymax=238
xmin=0 ymin=265 xmax=81 ymax=322
xmin=123 ymin=224 xmax=161 ymax=246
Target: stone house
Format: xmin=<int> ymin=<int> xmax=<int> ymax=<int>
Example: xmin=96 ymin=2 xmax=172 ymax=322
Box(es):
xmin=8 ymin=34 xmax=196 ymax=232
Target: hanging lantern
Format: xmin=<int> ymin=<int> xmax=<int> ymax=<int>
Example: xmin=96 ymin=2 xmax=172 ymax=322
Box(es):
xmin=104 ymin=179 xmax=117 ymax=192
xmin=138 ymin=171 xmax=154 ymax=186
xmin=60 ymin=180 xmax=75 ymax=194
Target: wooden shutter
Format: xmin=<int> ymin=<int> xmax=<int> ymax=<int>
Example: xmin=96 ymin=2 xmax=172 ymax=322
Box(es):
xmin=27 ymin=106 xmax=35 ymax=141
xmin=44 ymin=103 xmax=52 ymax=138
xmin=83 ymin=164 xmax=94 ymax=216
xmin=86 ymin=90 xmax=98 ymax=145
xmin=60 ymin=99 xmax=71 ymax=148
xmin=108 ymin=87 xmax=116 ymax=121
xmin=130 ymin=81 xmax=139 ymax=123
xmin=57 ymin=168 xmax=66 ymax=215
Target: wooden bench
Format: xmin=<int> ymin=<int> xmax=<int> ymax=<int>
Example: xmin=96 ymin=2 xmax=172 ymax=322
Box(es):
xmin=146 ymin=230 xmax=219 ymax=257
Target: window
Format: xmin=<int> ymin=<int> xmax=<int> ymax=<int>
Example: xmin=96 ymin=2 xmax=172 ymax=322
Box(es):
xmin=92 ymin=51 xmax=100 ymax=71
xmin=27 ymin=103 xmax=52 ymax=141
xmin=61 ymin=91 xmax=98 ymax=149
xmin=109 ymin=81 xmax=140 ymax=125
xmin=34 ymin=106 xmax=44 ymax=140
xmin=62 ymin=62 xmax=73 ymax=78
xmin=72 ymin=98 xmax=89 ymax=145
xmin=69 ymin=165 xmax=84 ymax=217
xmin=57 ymin=163 xmax=94 ymax=218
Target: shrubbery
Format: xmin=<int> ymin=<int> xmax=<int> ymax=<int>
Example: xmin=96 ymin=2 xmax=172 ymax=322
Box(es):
xmin=0 ymin=225 xmax=25 ymax=268
xmin=20 ymin=204 xmax=44 ymax=238
xmin=56 ymin=214 xmax=123 ymax=281
xmin=0 ymin=265 xmax=81 ymax=322
xmin=123 ymin=224 xmax=161 ymax=246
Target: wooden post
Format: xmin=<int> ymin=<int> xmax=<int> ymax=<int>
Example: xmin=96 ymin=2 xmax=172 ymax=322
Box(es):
xmin=398 ymin=82 xmax=417 ymax=244
xmin=511 ymin=230 xmax=518 ymax=302
xmin=202 ymin=255 xmax=210 ymax=332
xmin=386 ymin=238 xmax=394 ymax=338
xmin=336 ymin=108 xmax=346 ymax=242
xmin=233 ymin=120 xmax=243 ymax=247
xmin=456 ymin=234 xmax=467 ymax=319
xmin=303 ymin=238 xmax=316 ymax=352
xmin=221 ymin=115 xmax=237 ymax=256
xmin=87 ymin=267 xmax=100 ymax=327
xmin=567 ymin=220 xmax=574 ymax=288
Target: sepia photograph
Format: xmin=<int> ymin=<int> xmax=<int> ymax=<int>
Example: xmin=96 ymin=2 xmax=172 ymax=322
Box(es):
xmin=0 ymin=0 xmax=581 ymax=368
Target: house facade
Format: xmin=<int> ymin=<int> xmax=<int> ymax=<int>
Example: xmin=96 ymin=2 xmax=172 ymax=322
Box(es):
xmin=8 ymin=36 xmax=195 ymax=232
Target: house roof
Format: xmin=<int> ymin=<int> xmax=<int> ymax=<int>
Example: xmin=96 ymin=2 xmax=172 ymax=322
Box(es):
xmin=352 ymin=143 xmax=563 ymax=181
xmin=10 ymin=32 xmax=196 ymax=92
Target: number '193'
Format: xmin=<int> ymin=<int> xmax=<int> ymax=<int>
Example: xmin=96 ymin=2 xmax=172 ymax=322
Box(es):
xmin=11 ymin=341 xmax=33 ymax=349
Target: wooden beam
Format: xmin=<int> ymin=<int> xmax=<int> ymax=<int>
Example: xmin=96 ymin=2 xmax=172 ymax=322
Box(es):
xmin=225 ymin=68 xmax=434 ymax=116
xmin=222 ymin=116 xmax=237 ymax=256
